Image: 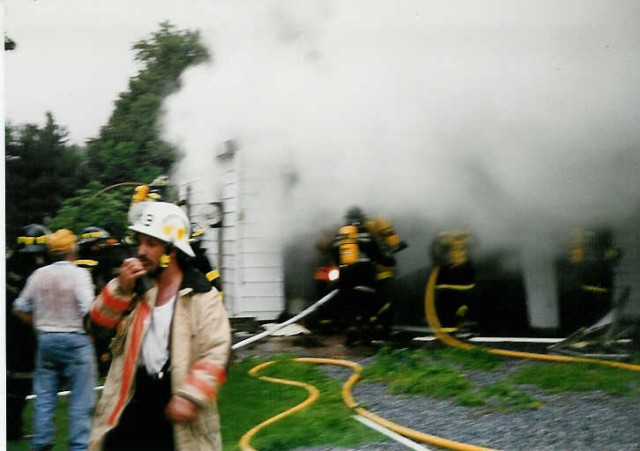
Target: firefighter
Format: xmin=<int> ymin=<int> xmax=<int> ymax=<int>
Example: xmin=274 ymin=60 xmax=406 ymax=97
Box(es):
xmin=147 ymin=174 xmax=172 ymax=201
xmin=189 ymin=222 xmax=223 ymax=294
xmin=127 ymin=175 xmax=178 ymax=227
xmin=6 ymin=224 xmax=50 ymax=440
xmin=560 ymin=228 xmax=621 ymax=333
xmin=364 ymin=214 xmax=408 ymax=336
xmin=76 ymin=226 xmax=124 ymax=290
xmin=577 ymin=228 xmax=621 ymax=325
xmin=331 ymin=206 xmax=396 ymax=345
xmin=128 ymin=179 xmax=222 ymax=294
xmin=365 ymin=214 xmax=408 ymax=279
xmin=77 ymin=226 xmax=125 ymax=375
xmin=430 ymin=229 xmax=476 ymax=330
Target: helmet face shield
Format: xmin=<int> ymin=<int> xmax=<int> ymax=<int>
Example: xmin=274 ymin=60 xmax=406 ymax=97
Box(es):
xmin=128 ymin=202 xmax=195 ymax=257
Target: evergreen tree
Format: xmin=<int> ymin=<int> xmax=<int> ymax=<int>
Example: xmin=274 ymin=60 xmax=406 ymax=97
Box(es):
xmin=5 ymin=113 xmax=82 ymax=241
xmin=85 ymin=22 xmax=210 ymax=186
xmin=28 ymin=22 xmax=209 ymax=236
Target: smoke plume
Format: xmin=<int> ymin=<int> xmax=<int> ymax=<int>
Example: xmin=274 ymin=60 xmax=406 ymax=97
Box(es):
xmin=162 ymin=0 xmax=640 ymax=261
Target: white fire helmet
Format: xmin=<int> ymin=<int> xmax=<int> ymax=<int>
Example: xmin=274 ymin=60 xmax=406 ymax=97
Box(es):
xmin=129 ymin=202 xmax=195 ymax=257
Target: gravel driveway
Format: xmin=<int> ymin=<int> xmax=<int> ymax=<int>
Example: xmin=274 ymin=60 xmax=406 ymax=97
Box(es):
xmin=314 ymin=358 xmax=640 ymax=451
xmin=236 ymin=334 xmax=640 ymax=451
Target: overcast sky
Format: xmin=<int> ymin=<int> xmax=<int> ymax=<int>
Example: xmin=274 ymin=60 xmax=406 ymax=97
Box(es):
xmin=4 ymin=0 xmax=220 ymax=143
xmin=6 ymin=0 xmax=640 ymax=252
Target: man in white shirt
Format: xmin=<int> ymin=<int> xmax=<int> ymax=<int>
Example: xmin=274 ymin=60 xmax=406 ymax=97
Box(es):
xmin=13 ymin=229 xmax=97 ymax=451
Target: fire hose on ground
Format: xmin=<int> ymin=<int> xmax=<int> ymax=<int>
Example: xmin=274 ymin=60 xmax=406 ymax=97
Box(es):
xmin=235 ymin=287 xmax=496 ymax=451
xmin=424 ymin=266 xmax=640 ymax=372
xmin=237 ymin=268 xmax=640 ymax=451
xmin=25 ymin=271 xmax=640 ymax=450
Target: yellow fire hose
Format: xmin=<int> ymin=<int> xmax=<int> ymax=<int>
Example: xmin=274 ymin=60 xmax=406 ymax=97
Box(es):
xmin=425 ymin=266 xmax=640 ymax=371
xmin=241 ymin=357 xmax=496 ymax=451
xmin=239 ymin=361 xmax=321 ymax=451
xmin=239 ymin=266 xmax=640 ymax=451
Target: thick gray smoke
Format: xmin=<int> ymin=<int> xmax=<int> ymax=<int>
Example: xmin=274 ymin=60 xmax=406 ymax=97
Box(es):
xmin=162 ymin=0 xmax=640 ymax=249
xmin=161 ymin=0 xmax=640 ymax=326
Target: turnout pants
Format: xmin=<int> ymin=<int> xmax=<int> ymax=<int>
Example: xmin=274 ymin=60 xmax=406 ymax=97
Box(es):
xmin=104 ymin=363 xmax=174 ymax=451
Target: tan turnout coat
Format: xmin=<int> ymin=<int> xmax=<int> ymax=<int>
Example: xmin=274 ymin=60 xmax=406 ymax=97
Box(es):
xmin=88 ymin=267 xmax=231 ymax=450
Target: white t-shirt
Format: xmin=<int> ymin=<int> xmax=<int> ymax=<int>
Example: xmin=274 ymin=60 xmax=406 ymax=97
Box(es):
xmin=140 ymin=295 xmax=176 ymax=376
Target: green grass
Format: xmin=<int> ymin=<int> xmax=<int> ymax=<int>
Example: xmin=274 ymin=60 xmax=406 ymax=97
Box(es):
xmin=510 ymin=362 xmax=640 ymax=396
xmin=10 ymin=356 xmax=383 ymax=451
xmin=363 ymin=346 xmax=536 ymax=411
xmin=8 ymin=397 xmax=68 ymax=451
xmin=219 ymin=355 xmax=383 ymax=450
xmin=10 ymin=349 xmax=640 ymax=450
xmin=363 ymin=346 xmax=640 ymax=412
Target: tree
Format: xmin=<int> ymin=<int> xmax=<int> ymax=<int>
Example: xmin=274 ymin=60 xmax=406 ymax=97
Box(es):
xmin=18 ymin=22 xmax=209 ymax=237
xmin=5 ymin=113 xmax=83 ymax=241
xmin=85 ymin=22 xmax=210 ymax=186
xmin=45 ymin=181 xmax=131 ymax=238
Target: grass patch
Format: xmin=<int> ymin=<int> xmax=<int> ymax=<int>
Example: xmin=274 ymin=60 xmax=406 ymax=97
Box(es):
xmin=363 ymin=346 xmax=540 ymax=411
xmin=8 ymin=397 xmax=69 ymax=451
xmin=510 ymin=362 xmax=640 ymax=396
xmin=12 ymin=359 xmax=382 ymax=451
xmin=362 ymin=347 xmax=640 ymax=412
xmin=219 ymin=354 xmax=383 ymax=450
xmin=11 ymin=349 xmax=639 ymax=450
xmin=430 ymin=346 xmax=505 ymax=371
xmin=470 ymin=381 xmax=542 ymax=410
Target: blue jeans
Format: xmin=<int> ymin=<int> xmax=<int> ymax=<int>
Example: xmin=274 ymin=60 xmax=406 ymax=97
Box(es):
xmin=33 ymin=332 xmax=97 ymax=451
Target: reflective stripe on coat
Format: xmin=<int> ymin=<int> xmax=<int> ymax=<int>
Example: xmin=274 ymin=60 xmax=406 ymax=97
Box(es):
xmin=89 ymin=277 xmax=231 ymax=450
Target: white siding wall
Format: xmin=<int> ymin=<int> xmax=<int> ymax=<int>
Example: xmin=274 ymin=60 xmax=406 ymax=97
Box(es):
xmin=183 ymin=152 xmax=285 ymax=321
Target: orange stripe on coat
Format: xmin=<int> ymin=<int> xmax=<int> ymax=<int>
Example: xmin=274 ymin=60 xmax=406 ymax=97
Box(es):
xmin=192 ymin=359 xmax=227 ymax=385
xmin=107 ymin=301 xmax=150 ymax=426
xmin=101 ymin=286 xmax=131 ymax=313
xmin=90 ymin=306 xmax=120 ymax=328
xmin=183 ymin=374 xmax=218 ymax=400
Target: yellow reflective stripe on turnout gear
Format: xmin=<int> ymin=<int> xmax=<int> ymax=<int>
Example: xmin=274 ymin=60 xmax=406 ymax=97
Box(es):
xmin=17 ymin=236 xmax=47 ymax=245
xmin=81 ymin=231 xmax=104 ymax=239
xmin=455 ymin=305 xmax=469 ymax=318
xmin=435 ymin=283 xmax=476 ymax=291
xmin=376 ymin=270 xmax=394 ymax=280
xmin=581 ymin=285 xmax=610 ymax=293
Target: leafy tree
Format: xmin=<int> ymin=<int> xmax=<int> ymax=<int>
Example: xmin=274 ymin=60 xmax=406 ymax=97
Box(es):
xmin=45 ymin=181 xmax=131 ymax=238
xmin=85 ymin=21 xmax=210 ymax=186
xmin=5 ymin=113 xmax=83 ymax=242
xmin=46 ymin=22 xmax=210 ymax=233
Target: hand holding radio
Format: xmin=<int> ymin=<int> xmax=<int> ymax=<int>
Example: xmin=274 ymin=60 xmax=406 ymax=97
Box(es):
xmin=118 ymin=257 xmax=148 ymax=295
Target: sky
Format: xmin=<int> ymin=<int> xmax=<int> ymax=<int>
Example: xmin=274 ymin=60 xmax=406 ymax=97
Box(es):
xmin=4 ymin=0 xmax=217 ymax=142
xmin=5 ymin=0 xmax=640 ymax=254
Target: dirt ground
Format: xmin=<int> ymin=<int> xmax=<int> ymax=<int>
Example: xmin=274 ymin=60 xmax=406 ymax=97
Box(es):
xmin=231 ymin=331 xmax=382 ymax=363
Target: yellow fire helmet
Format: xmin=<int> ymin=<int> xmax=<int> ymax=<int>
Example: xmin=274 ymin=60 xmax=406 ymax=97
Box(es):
xmin=129 ymin=201 xmax=195 ymax=257
xmin=47 ymin=229 xmax=78 ymax=254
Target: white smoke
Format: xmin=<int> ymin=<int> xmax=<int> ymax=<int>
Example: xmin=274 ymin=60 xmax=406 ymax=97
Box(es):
xmin=162 ymin=0 xmax=640 ymax=254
